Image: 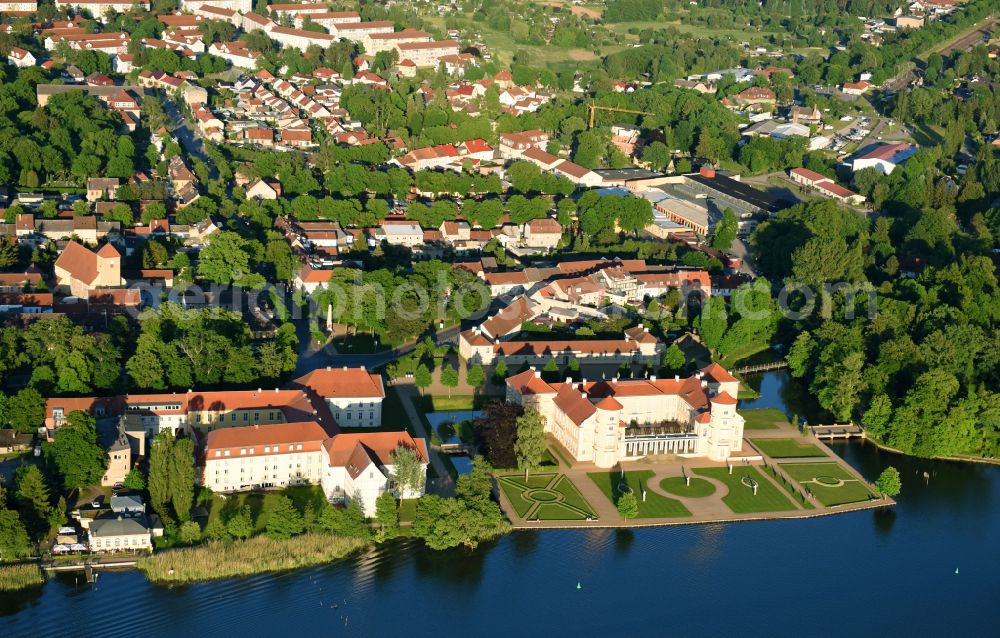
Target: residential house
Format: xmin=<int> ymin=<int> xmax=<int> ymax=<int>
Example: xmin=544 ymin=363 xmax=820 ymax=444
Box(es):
xmin=87 ymin=177 xmax=119 ymax=201
xmin=54 ymin=241 xmax=122 ymax=298
xmin=87 ymin=516 xmax=152 ymax=553
xmin=6 ymin=47 xmax=34 ymax=68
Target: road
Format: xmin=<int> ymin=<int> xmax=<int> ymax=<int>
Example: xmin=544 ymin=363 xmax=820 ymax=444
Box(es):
xmin=292 ymin=321 xmax=463 ymax=376
xmin=160 ymin=93 xmax=217 ymax=180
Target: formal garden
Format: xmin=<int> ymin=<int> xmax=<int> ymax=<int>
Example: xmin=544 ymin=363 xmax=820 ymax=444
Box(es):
xmin=750 ymin=437 xmax=827 ymax=459
xmin=497 ymin=473 xmax=598 ymax=521
xmin=588 ymin=470 xmax=691 ymax=518
xmin=780 ymin=462 xmax=877 ymax=507
xmin=693 ymin=467 xmax=798 ymax=514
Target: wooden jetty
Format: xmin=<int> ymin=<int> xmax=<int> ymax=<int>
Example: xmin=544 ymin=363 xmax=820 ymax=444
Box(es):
xmin=439 ymin=443 xmax=473 ymax=455
xmin=809 ymin=424 xmax=863 ymax=440
xmin=733 ymin=361 xmax=788 ymax=375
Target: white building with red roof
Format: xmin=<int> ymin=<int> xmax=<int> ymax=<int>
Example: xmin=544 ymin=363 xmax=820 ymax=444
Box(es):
xmin=294 ymin=366 xmax=385 ymax=428
xmin=6 ymin=46 xmax=35 ymax=68
xmin=850 ymin=142 xmax=918 ymax=175
xmin=506 ymin=363 xmax=745 ymax=466
xmin=201 ymin=424 xmax=426 ymax=515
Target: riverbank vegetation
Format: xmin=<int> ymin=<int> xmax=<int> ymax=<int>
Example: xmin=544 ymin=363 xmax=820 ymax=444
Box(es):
xmin=137 ymin=533 xmax=367 ymax=584
xmin=0 ymin=563 xmax=44 ymax=592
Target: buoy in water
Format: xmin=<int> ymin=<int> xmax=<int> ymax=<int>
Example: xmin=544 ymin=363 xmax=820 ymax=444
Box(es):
xmin=955 ymin=568 xmax=959 ymax=575
xmin=576 ymin=582 xmax=582 ymax=590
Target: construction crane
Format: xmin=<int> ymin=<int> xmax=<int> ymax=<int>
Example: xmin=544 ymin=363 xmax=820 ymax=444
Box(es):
xmin=587 ymin=103 xmax=654 ymax=129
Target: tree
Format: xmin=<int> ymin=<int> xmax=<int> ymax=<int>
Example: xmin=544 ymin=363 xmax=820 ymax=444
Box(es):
xmin=226 ymin=505 xmax=254 ymax=540
xmin=493 ymin=359 xmax=508 ymax=382
xmin=373 ymin=492 xmax=398 ymax=542
xmin=875 ymin=466 xmax=902 ymax=497
xmin=475 ymin=401 xmax=521 ymax=469
xmin=440 ymin=363 xmax=459 ymax=397
xmin=178 ymin=520 xmax=201 ymax=545
xmin=0 ymin=509 xmax=33 ymax=561
xmin=617 ymin=490 xmax=639 ymax=519
xmin=466 ymin=364 xmax=485 ymax=390
xmin=317 ymin=501 xmax=370 ymax=539
xmin=197 ymin=231 xmax=260 ymax=286
xmin=8 ymin=388 xmax=45 ymax=434
xmin=44 ymin=411 xmax=106 ymax=491
xmin=266 ymin=495 xmax=305 ymax=539
xmin=711 ymin=208 xmax=738 ymax=251
xmin=122 ymin=468 xmax=146 ymax=491
xmin=414 ymin=363 xmax=432 ymax=394
xmin=661 ymin=344 xmax=685 ymax=374
xmin=170 ymin=437 xmax=196 ymax=521
xmin=696 ymin=296 xmax=728 ymax=352
xmin=389 ymin=445 xmax=425 ymax=497
xmin=148 ymin=431 xmax=174 ymax=518
xmin=14 ymin=465 xmax=50 ymax=538
xmin=514 ymin=408 xmax=546 ymax=479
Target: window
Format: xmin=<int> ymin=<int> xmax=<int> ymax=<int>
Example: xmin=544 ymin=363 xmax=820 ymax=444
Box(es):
xmin=224 ymin=450 xmax=230 ymax=457
xmin=214 ymin=451 xmax=221 ymax=457
xmin=249 ymin=448 xmax=254 ymax=454
xmin=296 ymin=444 xmax=302 ymax=450
xmin=240 ymin=448 xmax=246 ymax=455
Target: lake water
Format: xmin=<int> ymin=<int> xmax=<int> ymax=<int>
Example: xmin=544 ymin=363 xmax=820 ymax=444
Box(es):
xmin=3 ymin=373 xmax=997 ymax=637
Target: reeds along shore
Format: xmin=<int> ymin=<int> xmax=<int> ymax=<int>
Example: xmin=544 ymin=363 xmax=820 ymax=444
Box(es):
xmin=0 ymin=563 xmax=45 ymax=592
xmin=137 ymin=534 xmax=369 ymax=583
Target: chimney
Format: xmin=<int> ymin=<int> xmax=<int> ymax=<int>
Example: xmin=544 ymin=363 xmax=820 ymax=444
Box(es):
xmin=701 ymin=380 xmax=708 ymax=389
xmin=674 ymin=374 xmax=680 ymax=382
xmin=326 ymin=366 xmax=330 ymax=371
xmin=650 ymin=375 xmax=656 ymax=381
xmin=534 ymin=370 xmax=541 ymax=378
xmin=565 ymin=377 xmax=572 ymax=384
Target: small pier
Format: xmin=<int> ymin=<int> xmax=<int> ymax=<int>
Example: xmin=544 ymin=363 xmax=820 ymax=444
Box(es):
xmin=439 ymin=443 xmax=473 ymax=456
xmin=809 ymin=424 xmax=863 ymax=440
xmin=733 ymin=361 xmax=788 ymax=375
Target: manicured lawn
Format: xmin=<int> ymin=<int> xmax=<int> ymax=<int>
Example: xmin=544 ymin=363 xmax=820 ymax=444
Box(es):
xmin=587 ymin=470 xmax=691 ymax=518
xmin=693 ymin=467 xmax=798 ymax=514
xmin=497 ymin=473 xmax=597 ymax=521
xmin=398 ymin=498 xmax=418 ymax=523
xmin=550 ymin=445 xmax=574 ymax=468
xmin=780 ymin=462 xmax=876 ymax=507
xmin=751 ymin=438 xmax=826 ymax=458
xmin=659 ymin=476 xmax=715 ymax=498
xmin=430 ymin=395 xmax=475 ymax=411
xmin=741 ymin=409 xmax=787 ymax=430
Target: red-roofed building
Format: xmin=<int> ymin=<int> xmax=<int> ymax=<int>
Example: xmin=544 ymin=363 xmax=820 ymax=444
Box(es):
xmin=294 ymin=367 xmax=385 ymax=428
xmin=54 ymin=241 xmax=122 ymax=297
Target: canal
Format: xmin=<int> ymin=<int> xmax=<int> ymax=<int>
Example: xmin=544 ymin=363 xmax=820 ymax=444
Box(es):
xmin=2 ymin=372 xmax=997 ymax=636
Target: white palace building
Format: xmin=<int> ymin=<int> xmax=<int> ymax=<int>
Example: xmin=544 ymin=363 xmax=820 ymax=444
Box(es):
xmin=506 ymin=363 xmax=746 ymax=467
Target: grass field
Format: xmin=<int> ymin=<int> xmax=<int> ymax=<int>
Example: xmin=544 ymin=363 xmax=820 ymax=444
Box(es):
xmin=498 ymin=473 xmax=597 ymax=521
xmin=693 ymin=467 xmax=798 ymax=514
xmin=741 ymin=408 xmax=787 ymax=430
xmin=781 ymin=462 xmax=876 ymax=506
xmin=588 ymin=470 xmax=691 ymax=518
xmin=659 ymin=476 xmax=715 ymax=498
xmin=751 ymin=438 xmax=826 ymax=459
